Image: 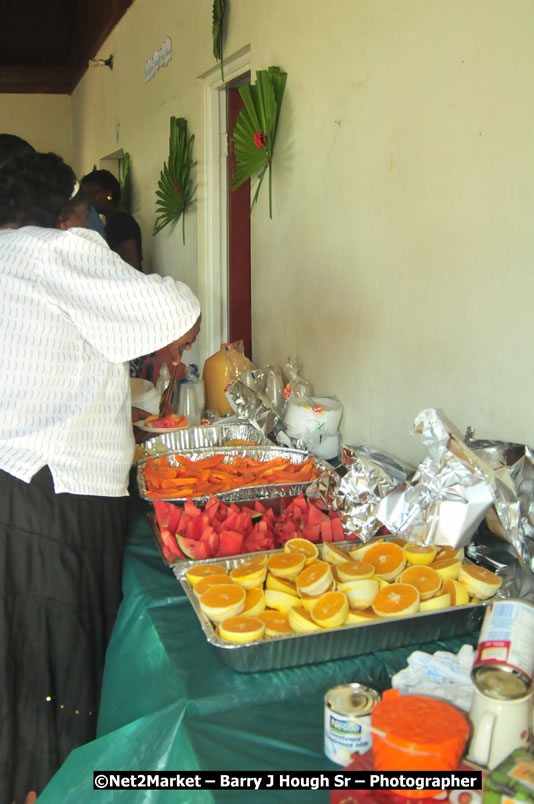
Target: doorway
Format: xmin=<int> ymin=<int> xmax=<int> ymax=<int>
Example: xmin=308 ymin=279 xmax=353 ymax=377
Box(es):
xmin=199 ymin=46 xmax=252 ymax=362
xmin=227 ymin=78 xmax=251 ymax=358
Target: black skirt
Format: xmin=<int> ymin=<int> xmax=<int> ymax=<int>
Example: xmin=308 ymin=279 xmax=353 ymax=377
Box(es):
xmin=0 ymin=466 xmax=129 ymax=803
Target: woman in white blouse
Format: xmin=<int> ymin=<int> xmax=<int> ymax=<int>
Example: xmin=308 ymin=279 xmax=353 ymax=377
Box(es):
xmin=0 ymin=151 xmax=200 ymax=803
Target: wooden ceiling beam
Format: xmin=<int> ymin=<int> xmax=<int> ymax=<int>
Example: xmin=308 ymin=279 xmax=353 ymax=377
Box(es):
xmin=0 ymin=65 xmax=74 ymax=95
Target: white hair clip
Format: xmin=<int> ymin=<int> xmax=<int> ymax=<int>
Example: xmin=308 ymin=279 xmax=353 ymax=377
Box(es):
xmin=69 ymin=180 xmax=80 ymax=200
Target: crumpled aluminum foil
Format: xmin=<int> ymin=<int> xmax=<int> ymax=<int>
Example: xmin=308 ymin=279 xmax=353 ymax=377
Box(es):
xmin=307 ymin=444 xmax=414 ymax=541
xmin=225 ymin=380 xmax=291 ymax=445
xmin=376 ymin=409 xmax=496 ymax=549
xmin=464 ymin=434 xmax=534 ymax=573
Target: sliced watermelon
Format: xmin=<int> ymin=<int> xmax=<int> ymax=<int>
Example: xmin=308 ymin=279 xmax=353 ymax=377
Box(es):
xmin=330 ymin=517 xmax=345 ymax=542
xmin=208 ymin=530 xmax=220 ymax=557
xmin=320 ymin=519 xmax=333 ymax=543
xmin=184 ymin=499 xmax=202 ymax=519
xmin=254 ymin=500 xmax=267 ymax=514
xmin=307 ymin=503 xmax=329 ymax=526
xmin=301 ymin=523 xmax=321 ymax=543
xmin=176 ymin=533 xmax=210 ymax=560
xmin=217 ymin=530 xmax=244 ymax=557
xmin=160 ymin=527 xmax=185 ymax=560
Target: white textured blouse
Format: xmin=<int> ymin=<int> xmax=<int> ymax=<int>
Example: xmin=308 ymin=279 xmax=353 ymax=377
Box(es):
xmin=0 ymin=226 xmax=200 ymax=497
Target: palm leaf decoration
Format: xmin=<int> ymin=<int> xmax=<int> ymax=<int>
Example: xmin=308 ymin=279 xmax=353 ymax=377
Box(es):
xmin=231 ymin=66 xmax=287 ymax=218
xmin=212 ymin=0 xmax=227 ymax=82
xmin=119 ymin=151 xmax=132 ymax=212
xmin=153 ymin=117 xmax=195 ymax=244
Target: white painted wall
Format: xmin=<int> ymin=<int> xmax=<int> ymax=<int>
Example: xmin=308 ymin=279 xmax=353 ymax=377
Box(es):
xmin=0 ymin=94 xmax=73 ymax=163
xmin=6 ymin=0 xmax=534 ymax=465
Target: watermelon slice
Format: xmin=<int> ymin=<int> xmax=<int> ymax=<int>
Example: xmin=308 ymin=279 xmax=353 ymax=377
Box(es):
xmin=176 ymin=533 xmax=210 ymax=560
xmin=217 ymin=530 xmax=244 ymax=557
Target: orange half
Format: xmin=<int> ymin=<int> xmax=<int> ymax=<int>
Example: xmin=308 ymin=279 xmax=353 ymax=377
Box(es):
xmin=267 ymin=552 xmax=307 ymax=579
xmin=185 ymin=563 xmax=228 ymax=586
xmin=257 ymin=610 xmax=294 ymax=636
xmin=311 ymin=590 xmax=349 ymax=628
xmin=400 ymin=565 xmax=442 ymax=600
xmin=194 ymin=574 xmax=236 ymax=597
xmin=372 ymin=583 xmax=420 ymax=618
xmin=364 ymin=542 xmax=406 ymax=581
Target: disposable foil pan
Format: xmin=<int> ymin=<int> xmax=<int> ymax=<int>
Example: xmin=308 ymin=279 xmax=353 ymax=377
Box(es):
xmin=136 ymin=420 xmax=267 ymax=459
xmin=137 ymin=446 xmax=336 ymax=505
xmin=174 ymin=548 xmax=488 ymax=673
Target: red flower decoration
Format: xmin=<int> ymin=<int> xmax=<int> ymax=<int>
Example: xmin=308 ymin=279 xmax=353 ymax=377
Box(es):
xmin=174 ymin=185 xmax=179 ymax=194
xmin=253 ymin=130 xmax=267 ymax=149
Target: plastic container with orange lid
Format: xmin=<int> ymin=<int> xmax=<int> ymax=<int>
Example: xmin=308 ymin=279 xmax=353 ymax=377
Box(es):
xmin=371 ymin=689 xmax=469 ymax=799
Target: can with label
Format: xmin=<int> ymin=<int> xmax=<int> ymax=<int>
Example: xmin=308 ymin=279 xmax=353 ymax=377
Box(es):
xmin=324 ymin=683 xmax=380 ymax=766
xmin=473 ymin=598 xmax=534 ymax=686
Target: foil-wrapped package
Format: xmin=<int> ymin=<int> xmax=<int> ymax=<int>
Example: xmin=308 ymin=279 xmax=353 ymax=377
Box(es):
xmin=376 ymin=409 xmax=495 ymax=549
xmin=464 ymin=434 xmax=534 ymax=573
xmin=308 ymin=444 xmax=414 ymax=541
xmin=224 ymin=380 xmax=291 ymax=445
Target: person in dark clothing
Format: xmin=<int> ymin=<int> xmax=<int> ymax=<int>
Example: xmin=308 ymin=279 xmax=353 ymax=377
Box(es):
xmin=81 ymin=168 xmax=143 ymax=271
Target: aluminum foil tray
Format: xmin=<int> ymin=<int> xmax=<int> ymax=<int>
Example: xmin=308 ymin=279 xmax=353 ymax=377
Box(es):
xmin=138 ymin=446 xmax=336 ymax=505
xmin=136 ymin=420 xmax=267 ymax=460
xmin=174 ymin=547 xmax=488 ymax=673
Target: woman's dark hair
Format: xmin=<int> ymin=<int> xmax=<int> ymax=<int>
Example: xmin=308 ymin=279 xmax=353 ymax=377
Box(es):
xmin=0 ymin=151 xmax=78 ymax=228
xmin=81 ymin=168 xmax=121 ymax=205
xmin=0 ymin=133 xmax=35 ymax=168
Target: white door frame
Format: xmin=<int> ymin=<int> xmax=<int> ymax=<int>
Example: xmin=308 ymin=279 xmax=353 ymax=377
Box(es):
xmin=198 ymin=46 xmax=251 ymax=360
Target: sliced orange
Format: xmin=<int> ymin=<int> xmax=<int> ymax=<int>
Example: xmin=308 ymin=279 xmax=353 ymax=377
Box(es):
xmin=219 ymin=615 xmax=265 ymax=643
xmin=321 ymin=542 xmax=353 ymax=564
xmin=311 ymin=590 xmax=349 ymax=628
xmin=257 ymin=610 xmax=294 ymax=636
xmin=436 ymin=546 xmax=464 ymax=562
xmin=265 ymin=573 xmax=298 ymax=596
xmin=430 ymin=557 xmax=461 ymax=581
xmin=185 ymin=563 xmax=228 ymax=586
xmin=348 ymin=538 xmax=383 ymax=560
xmin=194 ymin=573 xmax=237 ymax=597
xmin=346 ymin=608 xmax=380 ymax=624
xmin=264 ymin=588 xmax=301 ymax=613
xmin=400 ymin=565 xmax=442 ymax=600
xmin=372 ymin=583 xmax=420 ymax=618
xmin=364 ymin=542 xmax=406 ymax=581
xmin=229 ymin=561 xmax=267 ymax=589
xmin=295 ymin=560 xmax=333 ymax=596
xmin=337 ymin=579 xmax=380 ymax=610
xmin=298 ymin=582 xmax=336 ymax=612
xmin=443 ymin=578 xmax=469 ymax=606
xmin=199 ymin=583 xmax=246 ymax=622
xmin=267 ymin=552 xmax=307 ymax=579
xmin=284 ymin=538 xmax=319 ymax=564
xmin=240 ymin=553 xmax=269 ymax=568
xmin=458 ymin=564 xmax=502 ymax=599
xmin=243 ymin=587 xmax=266 ymax=617
xmin=336 ymin=560 xmax=375 ymax=583
xmin=402 ymin=543 xmax=438 ymax=566
xmin=419 ymin=592 xmax=451 ymax=611
xmin=288 ymin=605 xmax=322 ymax=633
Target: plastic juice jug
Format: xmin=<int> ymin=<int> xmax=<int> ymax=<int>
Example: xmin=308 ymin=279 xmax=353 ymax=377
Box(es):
xmin=202 ymin=343 xmax=252 ymax=416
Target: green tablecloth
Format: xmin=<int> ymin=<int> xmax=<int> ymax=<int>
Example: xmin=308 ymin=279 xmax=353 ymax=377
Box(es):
xmin=38 ymin=494 xmax=481 ymax=803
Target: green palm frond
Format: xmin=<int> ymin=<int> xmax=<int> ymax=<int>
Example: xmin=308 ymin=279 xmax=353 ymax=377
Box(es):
xmin=119 ymin=152 xmax=132 ymax=212
xmin=212 ymin=0 xmax=227 ymax=81
xmin=231 ymin=66 xmax=287 ymax=218
xmin=153 ymin=117 xmax=195 ymax=244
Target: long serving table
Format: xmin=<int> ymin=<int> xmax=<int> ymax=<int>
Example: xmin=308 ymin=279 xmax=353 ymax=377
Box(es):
xmin=38 ymin=491 xmax=481 ymax=803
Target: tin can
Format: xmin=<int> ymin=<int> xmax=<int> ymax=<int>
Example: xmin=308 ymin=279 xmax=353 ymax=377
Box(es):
xmin=473 ymin=599 xmax=534 ymax=686
xmin=324 ymin=683 xmax=380 ymax=766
